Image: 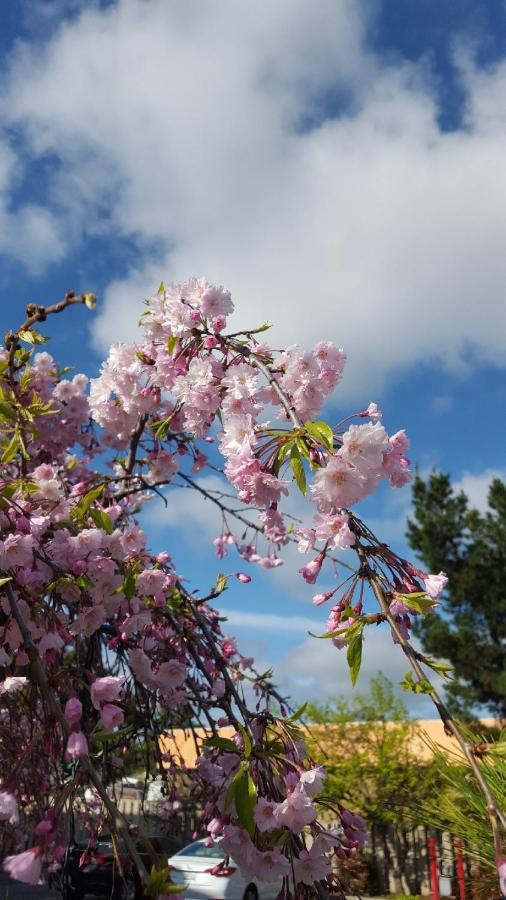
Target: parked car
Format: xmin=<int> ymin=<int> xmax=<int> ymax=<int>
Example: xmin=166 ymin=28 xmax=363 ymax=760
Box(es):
xmin=169 ymin=838 xmax=281 ymax=900
xmin=56 ymin=833 xmax=173 ymax=899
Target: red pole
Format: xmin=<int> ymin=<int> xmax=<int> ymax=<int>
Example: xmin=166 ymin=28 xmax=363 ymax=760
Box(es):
xmin=428 ymin=836 xmax=439 ymax=900
xmin=455 ymin=838 xmax=466 ymax=899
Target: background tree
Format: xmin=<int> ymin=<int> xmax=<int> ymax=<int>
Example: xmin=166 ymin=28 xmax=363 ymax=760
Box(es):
xmin=406 ymin=472 xmax=506 ymax=717
xmin=305 ymin=674 xmax=438 ymax=895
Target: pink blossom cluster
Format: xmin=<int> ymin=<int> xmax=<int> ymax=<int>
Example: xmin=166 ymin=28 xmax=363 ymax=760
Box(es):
xmin=197 ymin=729 xmax=364 ymax=885
xmin=0 ymin=282 xmax=445 ymax=896
xmin=85 ymin=280 xmax=411 ymax=584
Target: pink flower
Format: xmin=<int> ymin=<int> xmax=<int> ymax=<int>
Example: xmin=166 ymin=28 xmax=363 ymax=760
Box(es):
xmin=64 ymin=697 xmax=83 ymax=726
xmin=424 ymin=571 xmax=448 ymax=599
xmin=383 ymin=430 xmax=411 ymax=487
xmin=299 ymin=554 xmax=324 ymax=584
xmin=311 ymin=455 xmax=368 ymax=512
xmin=128 ymin=648 xmax=153 ymax=684
xmin=69 ymin=603 xmax=106 ymax=637
xmin=200 ymin=285 xmax=234 ymax=319
xmin=206 ymin=816 xmax=225 ymax=838
xmin=313 ymin=592 xmax=333 ymax=606
xmin=3 ymin=848 xmax=42 ymax=885
xmin=296 ymin=527 xmax=316 ymax=554
xmin=274 ymin=788 xmax=316 ymax=831
xmin=255 ymin=848 xmax=290 ymax=882
xmin=135 ymin=568 xmax=167 ymax=596
xmin=340 ymin=422 xmax=389 ymax=473
xmin=100 ymin=704 xmax=124 ymax=730
xmin=294 ymin=845 xmax=332 ymax=885
xmin=299 ymin=766 xmax=326 ymax=796
xmin=313 ymin=512 xmax=355 ymax=549
xmin=253 ymin=797 xmax=278 ymax=832
xmin=0 ymin=790 xmax=19 ymax=824
xmin=65 ymin=731 xmax=89 ymax=761
xmin=155 ymin=660 xmax=186 ymax=691
xmin=234 ymin=572 xmax=251 ymax=583
xmin=91 ymin=676 xmax=124 ymax=710
xmin=0 ymin=676 xmax=27 ymax=694
xmin=362 ymin=401 xmax=382 ymax=420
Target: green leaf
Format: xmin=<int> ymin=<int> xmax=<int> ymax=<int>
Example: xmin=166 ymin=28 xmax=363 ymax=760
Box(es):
xmin=399 ymin=671 xmax=433 ymax=694
xmin=167 ymin=334 xmax=178 ymax=355
xmin=158 ymin=281 xmax=165 ymax=293
xmin=145 ymin=862 xmax=187 ymax=897
xmin=305 ymin=420 xmax=334 ymax=451
xmin=90 ymin=507 xmax=114 ymax=535
xmin=234 ymin=770 xmax=256 ymax=836
xmin=490 ymin=741 xmax=506 ymax=758
xmin=347 ymin=632 xmax=363 ymax=687
xmin=122 ymin=570 xmax=136 ymax=601
xmin=224 ymin=761 xmax=248 ymax=810
xmin=340 ymin=605 xmax=354 ymax=620
xmin=215 ymin=573 xmax=229 ymax=595
xmin=284 ymin=702 xmax=307 ymax=723
xmin=74 ymin=575 xmax=93 ymax=589
xmin=55 ymin=366 xmax=75 ymax=379
xmin=310 ymin=619 xmax=364 ymax=642
xmin=0 ymin=576 xmax=12 ymax=587
xmin=238 ymin=723 xmax=252 ymax=760
xmin=395 ymin=592 xmax=437 ymax=615
xmin=273 ymin=438 xmax=294 ymax=475
xmin=72 ymin=484 xmax=105 ymax=522
xmin=205 ymin=736 xmax=238 ymax=753
xmin=290 ymin=445 xmax=306 ymax=495
xmin=0 ymin=401 xmax=16 ymax=422
xmin=1 ymin=434 xmax=19 ymax=464
xmin=18 ymin=329 xmax=48 ymax=345
xmin=83 ymin=293 xmax=97 ymax=310
xmin=295 ymin=437 xmax=311 ymax=461
xmin=420 ymin=656 xmax=453 ymax=680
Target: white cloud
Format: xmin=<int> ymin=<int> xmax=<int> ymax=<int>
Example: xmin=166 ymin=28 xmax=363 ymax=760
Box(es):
xmin=454 ymin=467 xmax=506 ymax=512
xmin=275 ymin=626 xmax=444 ymax=715
xmin=223 ymin=609 xmax=318 ymax=634
xmin=143 ymin=474 xmax=227 ymax=541
xmin=0 ymin=141 xmax=64 ymax=269
xmin=0 ymin=1 xmax=506 ymax=396
xmin=430 ymin=394 xmax=454 ymax=415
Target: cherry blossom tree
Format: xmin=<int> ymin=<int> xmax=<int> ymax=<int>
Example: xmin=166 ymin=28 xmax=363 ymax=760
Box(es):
xmin=0 ymin=285 xmax=503 ymax=898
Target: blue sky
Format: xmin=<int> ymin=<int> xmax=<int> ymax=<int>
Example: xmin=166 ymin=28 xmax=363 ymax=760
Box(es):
xmin=1 ymin=0 xmax=505 ymax=715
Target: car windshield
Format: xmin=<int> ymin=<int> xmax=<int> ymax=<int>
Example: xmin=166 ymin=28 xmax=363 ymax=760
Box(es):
xmin=174 ymin=841 xmax=225 ymax=859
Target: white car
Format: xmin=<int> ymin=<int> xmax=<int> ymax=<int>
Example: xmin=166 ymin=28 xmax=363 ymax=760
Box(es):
xmin=169 ymin=839 xmax=281 ymax=900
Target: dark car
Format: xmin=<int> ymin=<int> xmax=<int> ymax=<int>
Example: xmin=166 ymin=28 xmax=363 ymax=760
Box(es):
xmin=56 ymin=834 xmax=173 ymax=900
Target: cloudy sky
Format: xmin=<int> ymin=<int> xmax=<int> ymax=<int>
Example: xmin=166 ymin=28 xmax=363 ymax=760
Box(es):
xmin=1 ymin=0 xmax=505 ymax=715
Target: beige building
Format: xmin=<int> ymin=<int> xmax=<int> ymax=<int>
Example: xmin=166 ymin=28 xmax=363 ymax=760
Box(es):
xmin=159 ymin=718 xmax=498 ymax=768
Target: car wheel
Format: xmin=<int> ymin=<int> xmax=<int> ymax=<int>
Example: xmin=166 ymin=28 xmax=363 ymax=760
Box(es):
xmin=243 ymin=884 xmax=258 ymax=900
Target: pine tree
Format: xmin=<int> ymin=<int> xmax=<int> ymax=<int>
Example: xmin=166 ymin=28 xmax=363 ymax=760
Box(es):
xmin=406 ymin=472 xmax=506 ymax=716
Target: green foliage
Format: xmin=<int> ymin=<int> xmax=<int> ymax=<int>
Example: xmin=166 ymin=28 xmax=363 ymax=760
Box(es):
xmin=346 ymin=631 xmax=363 ymax=686
xmin=407 ymin=471 xmax=506 ymax=716
xmin=418 ymin=725 xmax=505 ymax=876
xmin=400 ymin=671 xmax=432 ymax=694
xmin=304 ymin=675 xmax=438 ymax=827
xmin=290 ymin=443 xmax=307 ymax=494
